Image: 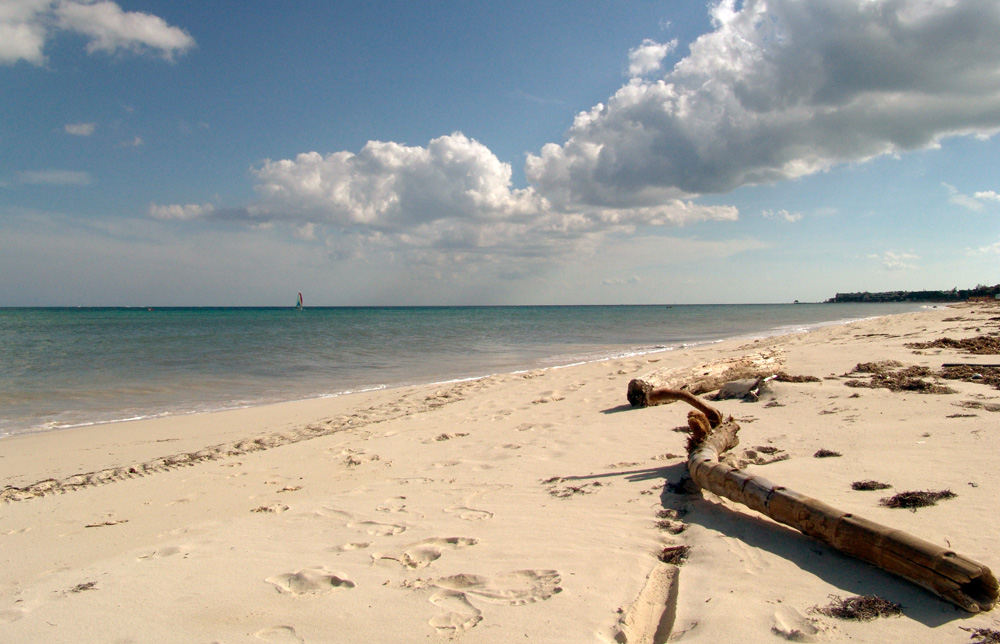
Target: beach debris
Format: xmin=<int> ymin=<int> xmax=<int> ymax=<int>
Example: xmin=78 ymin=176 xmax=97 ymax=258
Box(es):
xmin=626 ymin=350 xmax=785 ymax=407
xmin=655 ymin=387 xmax=998 ymax=613
xmin=852 ymin=480 xmax=892 ymax=491
xmin=907 ymin=336 xmax=1000 ymax=355
xmin=658 ymin=545 xmax=691 ymax=565
xmin=941 ymin=365 xmax=1000 ymax=389
xmin=546 ymin=481 xmax=604 ymax=498
xmin=655 ymin=509 xmax=688 ymax=534
xmin=844 ymin=361 xmax=956 ymax=394
xmin=68 ymin=581 xmax=98 ymax=594
xmin=813 ymin=449 xmax=842 ymax=458
xmin=813 ymin=594 xmax=902 ymax=621
xmin=956 ymin=401 xmax=1000 ymax=413
xmin=962 ymin=626 xmax=1000 ymax=643
xmin=773 ymin=372 xmax=822 ymax=383
xmin=879 ymin=490 xmax=956 ymax=511
xmin=84 ymin=519 xmax=128 ymax=528
xmin=738 ymin=446 xmax=789 ymax=466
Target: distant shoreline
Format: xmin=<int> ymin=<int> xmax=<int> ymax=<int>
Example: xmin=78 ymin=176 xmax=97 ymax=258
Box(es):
xmin=826 ymin=284 xmax=999 ymax=303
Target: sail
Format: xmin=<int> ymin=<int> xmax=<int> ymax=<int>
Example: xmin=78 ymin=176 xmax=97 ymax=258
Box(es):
xmin=297 ymin=292 xmax=303 ymax=309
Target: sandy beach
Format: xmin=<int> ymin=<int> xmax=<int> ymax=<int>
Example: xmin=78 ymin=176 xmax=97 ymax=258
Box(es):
xmin=2 ymin=304 xmax=999 ymax=643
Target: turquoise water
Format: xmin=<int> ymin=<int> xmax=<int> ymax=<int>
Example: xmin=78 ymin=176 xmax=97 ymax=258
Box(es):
xmin=0 ymin=303 xmax=925 ymax=437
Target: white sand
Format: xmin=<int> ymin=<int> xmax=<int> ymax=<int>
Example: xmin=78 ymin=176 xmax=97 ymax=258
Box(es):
xmin=2 ymin=304 xmax=999 ymax=643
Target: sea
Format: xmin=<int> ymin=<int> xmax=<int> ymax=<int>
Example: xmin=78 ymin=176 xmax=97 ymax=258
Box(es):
xmin=0 ymin=303 xmax=929 ymax=438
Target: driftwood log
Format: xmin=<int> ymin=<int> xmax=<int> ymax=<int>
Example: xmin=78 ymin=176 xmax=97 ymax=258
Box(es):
xmin=662 ymin=389 xmax=999 ymax=613
xmin=627 ymin=350 xmax=784 ymax=407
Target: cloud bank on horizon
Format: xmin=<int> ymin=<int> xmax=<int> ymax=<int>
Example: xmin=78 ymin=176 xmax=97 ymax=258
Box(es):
xmin=149 ymin=0 xmax=1000 ymax=268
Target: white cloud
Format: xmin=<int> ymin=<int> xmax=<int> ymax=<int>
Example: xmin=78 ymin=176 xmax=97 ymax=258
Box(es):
xmin=148 ymin=202 xmax=215 ymax=220
xmin=526 ymin=0 xmax=1000 ymax=207
xmin=967 ymin=238 xmax=1000 ymax=255
xmin=762 ymin=208 xmax=803 ymax=222
xmin=120 ymin=135 xmax=143 ymax=147
xmin=0 ymin=0 xmax=194 ymax=65
xmin=10 ymin=169 xmax=92 ymax=186
xmin=944 ymin=183 xmax=1000 ymax=211
xmin=156 ymin=0 xmax=1000 ymax=272
xmin=0 ymin=0 xmax=50 ymax=64
xmin=628 ymin=38 xmax=677 ymax=77
xmin=234 ymin=132 xmax=739 ymax=262
xmin=871 ymin=251 xmax=920 ymax=270
xmin=64 ymin=122 xmax=95 ymax=136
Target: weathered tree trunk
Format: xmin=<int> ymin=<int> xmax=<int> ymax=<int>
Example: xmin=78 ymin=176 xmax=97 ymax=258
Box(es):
xmin=664 ymin=390 xmax=999 ymax=613
xmin=627 ymin=350 xmax=784 ymax=407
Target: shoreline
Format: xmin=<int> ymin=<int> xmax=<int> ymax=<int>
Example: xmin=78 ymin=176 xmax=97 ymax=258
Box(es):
xmin=3 ymin=303 xmax=998 ymax=642
xmin=1 ymin=303 xmax=930 ymax=439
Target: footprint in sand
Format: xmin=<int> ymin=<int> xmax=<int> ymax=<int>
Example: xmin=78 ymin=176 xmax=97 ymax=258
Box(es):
xmin=332 ymin=542 xmax=371 ymax=552
xmin=430 ymin=569 xmax=562 ymax=606
xmin=415 ymin=570 xmax=561 ymax=633
xmin=254 ymin=625 xmax=305 ymax=643
xmin=376 ymin=496 xmax=407 ymax=513
xmin=136 ymin=545 xmax=187 ymax=561
xmin=428 ymin=589 xmax=483 ymax=633
xmin=349 ymin=520 xmax=406 ymax=536
xmin=266 ymin=567 xmax=356 ymax=595
xmin=445 ymin=506 xmax=494 ymax=521
xmin=315 ymin=508 xmax=407 ymax=536
xmin=372 ymin=537 xmax=478 ymax=569
xmin=771 ymin=605 xmax=827 ymax=642
xmin=0 ymin=608 xmax=25 ymax=624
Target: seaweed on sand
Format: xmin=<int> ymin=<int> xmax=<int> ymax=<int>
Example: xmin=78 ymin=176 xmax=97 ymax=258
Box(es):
xmin=851 ymin=480 xmax=892 ymax=491
xmin=879 ymin=489 xmax=956 ymax=510
xmin=907 ymin=336 xmax=1000 ymax=355
xmin=961 ymin=627 xmax=1000 ymax=644
xmin=813 ymin=595 xmax=902 ymax=621
xmin=844 ymin=361 xmax=956 ymax=394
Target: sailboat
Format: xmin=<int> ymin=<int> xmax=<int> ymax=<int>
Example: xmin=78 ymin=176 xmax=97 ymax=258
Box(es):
xmin=296 ymin=292 xmax=303 ymax=310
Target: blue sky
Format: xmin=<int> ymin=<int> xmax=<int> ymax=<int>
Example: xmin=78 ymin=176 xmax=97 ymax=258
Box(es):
xmin=2 ymin=0 xmax=998 ymax=306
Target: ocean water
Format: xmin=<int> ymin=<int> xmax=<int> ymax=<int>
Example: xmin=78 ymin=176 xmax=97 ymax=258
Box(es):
xmin=0 ymin=303 xmax=926 ymax=437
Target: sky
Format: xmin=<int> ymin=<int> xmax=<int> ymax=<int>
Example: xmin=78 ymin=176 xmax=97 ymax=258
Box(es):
xmin=1 ymin=0 xmax=999 ymax=306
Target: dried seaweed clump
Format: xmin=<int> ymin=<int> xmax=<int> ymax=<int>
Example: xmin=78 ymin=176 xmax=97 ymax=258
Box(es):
xmin=814 ymin=594 xmax=902 ymax=621
xmin=773 ymin=371 xmax=822 ymax=383
xmin=962 ymin=626 xmax=1000 ymax=644
xmin=852 ymin=480 xmax=892 ymax=491
xmin=658 ymin=545 xmax=691 ymax=566
xmin=845 ymin=361 xmax=956 ymax=394
xmin=940 ymin=365 xmax=1000 ymax=390
xmin=880 ymin=489 xmax=956 ymax=510
xmin=814 ymin=449 xmax=842 ymax=458
xmin=907 ymin=336 xmax=1000 ymax=355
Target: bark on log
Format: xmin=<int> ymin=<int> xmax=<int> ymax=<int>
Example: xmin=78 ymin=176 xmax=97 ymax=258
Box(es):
xmin=663 ymin=390 xmax=999 ymax=613
xmin=627 ymin=349 xmax=784 ymax=407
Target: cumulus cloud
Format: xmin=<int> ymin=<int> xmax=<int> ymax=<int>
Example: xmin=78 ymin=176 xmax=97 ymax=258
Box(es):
xmin=628 ymin=38 xmax=677 ymax=77
xmin=526 ymin=0 xmax=1000 ymax=207
xmin=229 ymin=132 xmax=738 ymax=260
xmin=154 ymin=0 xmax=1000 ymax=269
xmin=762 ymin=208 xmax=803 ymax=222
xmin=944 ymin=183 xmax=1000 ymax=211
xmin=64 ymin=122 xmax=95 ymax=136
xmin=0 ymin=0 xmax=194 ymax=65
xmin=148 ymin=202 xmax=215 ymax=221
xmin=870 ymin=251 xmax=919 ymax=270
